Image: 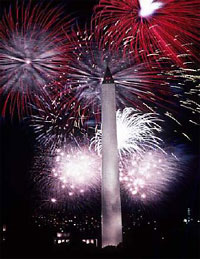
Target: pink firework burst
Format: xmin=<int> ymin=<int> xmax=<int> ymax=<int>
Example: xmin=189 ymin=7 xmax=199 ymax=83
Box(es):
xmin=52 ymin=147 xmax=101 ymax=196
xmin=93 ymin=0 xmax=200 ymax=65
xmin=119 ymin=149 xmax=185 ymax=204
xmin=34 ymin=146 xmax=101 ymax=201
xmin=0 ymin=1 xmax=72 ymax=118
xmin=32 ymin=145 xmax=101 ymax=209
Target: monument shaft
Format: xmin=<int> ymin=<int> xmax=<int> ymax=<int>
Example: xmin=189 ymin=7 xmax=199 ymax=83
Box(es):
xmin=101 ymin=81 xmax=122 ymax=247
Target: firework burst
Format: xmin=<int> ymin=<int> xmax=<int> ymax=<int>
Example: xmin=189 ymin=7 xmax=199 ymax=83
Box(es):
xmin=0 ymin=1 xmax=72 ymax=117
xmin=33 ymin=144 xmax=189 ymax=207
xmin=120 ymin=148 xmax=186 ymax=203
xmin=93 ymin=0 xmax=200 ymax=65
xmin=91 ymin=107 xmax=163 ymax=157
xmin=33 ymin=145 xmax=101 ymax=209
xmin=30 ymin=87 xmax=83 ymax=152
xmin=53 ymin=147 xmax=101 ymax=196
xmin=65 ymin=27 xmax=176 ymax=122
xmin=65 ymin=27 xmax=200 ymax=136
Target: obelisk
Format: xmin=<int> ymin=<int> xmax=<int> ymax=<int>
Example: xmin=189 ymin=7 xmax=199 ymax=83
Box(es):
xmin=101 ymin=66 xmax=122 ymax=247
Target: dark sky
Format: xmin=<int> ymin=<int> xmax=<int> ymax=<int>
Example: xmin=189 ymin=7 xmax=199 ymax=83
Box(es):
xmin=0 ymin=0 xmax=200 ymax=233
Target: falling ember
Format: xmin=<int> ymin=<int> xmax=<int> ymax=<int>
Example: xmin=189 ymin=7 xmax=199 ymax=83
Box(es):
xmin=91 ymin=107 xmax=163 ymax=157
xmin=120 ymin=149 xmax=185 ymax=203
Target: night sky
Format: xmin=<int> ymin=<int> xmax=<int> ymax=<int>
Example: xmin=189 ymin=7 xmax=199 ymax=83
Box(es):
xmin=0 ymin=0 xmax=200 ymax=258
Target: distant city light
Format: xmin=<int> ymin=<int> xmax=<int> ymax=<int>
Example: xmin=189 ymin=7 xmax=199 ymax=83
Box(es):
xmin=57 ymin=233 xmax=62 ymax=238
xmin=3 ymin=225 xmax=6 ymax=232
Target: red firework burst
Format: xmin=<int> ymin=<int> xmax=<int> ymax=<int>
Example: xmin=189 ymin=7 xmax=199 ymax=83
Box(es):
xmin=93 ymin=0 xmax=200 ymax=66
xmin=0 ymin=1 xmax=73 ymax=118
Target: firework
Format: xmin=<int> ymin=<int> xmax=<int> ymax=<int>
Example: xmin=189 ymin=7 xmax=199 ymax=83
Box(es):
xmin=163 ymin=64 xmax=200 ymax=140
xmin=93 ymin=0 xmax=200 ymax=65
xmin=120 ymin=148 xmax=186 ymax=203
xmin=64 ymin=27 xmax=199 ymax=141
xmin=30 ymin=89 xmax=83 ymax=152
xmin=0 ymin=1 xmax=72 ymax=117
xmin=91 ymin=107 xmax=163 ymax=157
xmin=65 ymin=27 xmax=176 ymax=120
xmin=33 ymin=144 xmax=189 ymax=207
xmin=33 ymin=146 xmax=101 ymax=208
xmin=53 ymin=147 xmax=101 ymax=196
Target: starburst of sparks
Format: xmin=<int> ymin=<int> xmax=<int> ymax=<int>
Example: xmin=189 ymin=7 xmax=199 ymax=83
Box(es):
xmin=65 ymin=27 xmax=177 ymax=120
xmin=30 ymin=89 xmax=82 ymax=152
xmin=33 ymin=144 xmax=189 ymax=206
xmin=120 ymin=148 xmax=186 ymax=203
xmin=91 ymin=107 xmax=163 ymax=157
xmin=53 ymin=147 xmax=101 ymax=196
xmin=63 ymin=27 xmax=200 ymax=140
xmin=93 ymin=0 xmax=200 ymax=66
xmin=33 ymin=146 xmax=101 ymax=207
xmin=0 ymin=1 xmax=72 ymax=117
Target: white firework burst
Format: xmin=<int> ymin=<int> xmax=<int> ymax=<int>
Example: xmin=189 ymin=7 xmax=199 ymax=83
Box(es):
xmin=139 ymin=0 xmax=164 ymax=17
xmin=91 ymin=107 xmax=163 ymax=157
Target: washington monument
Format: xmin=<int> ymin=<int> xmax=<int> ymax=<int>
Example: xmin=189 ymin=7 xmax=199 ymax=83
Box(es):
xmin=101 ymin=66 xmax=122 ymax=247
